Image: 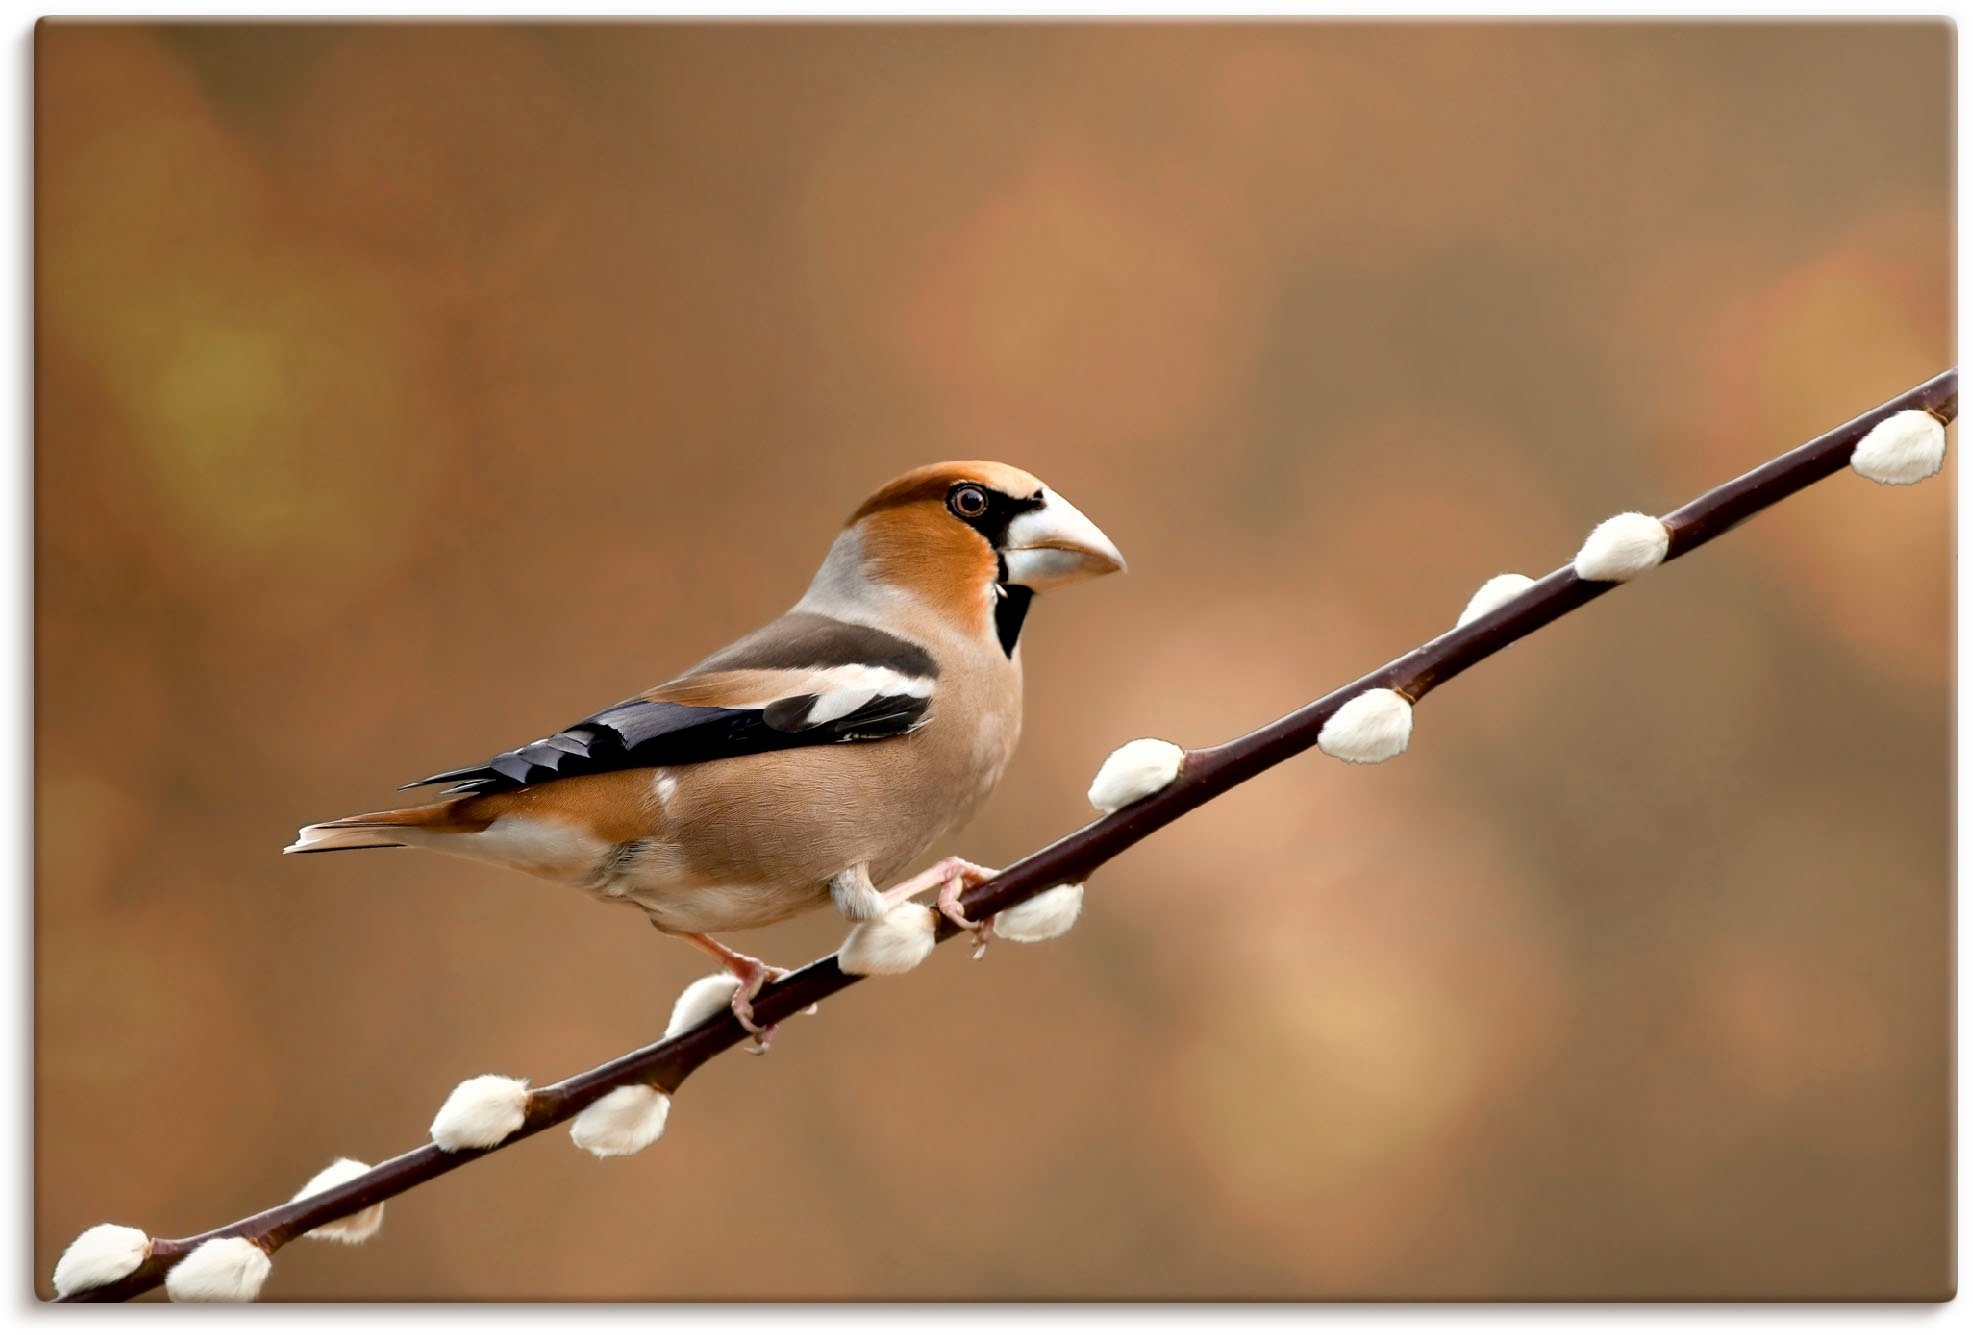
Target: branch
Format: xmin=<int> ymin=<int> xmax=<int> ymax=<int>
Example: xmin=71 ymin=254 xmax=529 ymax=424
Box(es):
xmin=58 ymin=368 xmax=1957 ymax=1301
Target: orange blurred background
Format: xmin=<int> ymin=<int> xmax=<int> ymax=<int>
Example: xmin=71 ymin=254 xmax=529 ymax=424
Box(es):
xmin=34 ymin=20 xmax=1951 ymax=1300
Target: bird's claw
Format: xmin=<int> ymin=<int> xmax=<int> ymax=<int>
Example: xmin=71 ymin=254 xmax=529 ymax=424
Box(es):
xmin=870 ymin=855 xmax=1001 ymax=958
xmin=934 ymin=860 xmax=1000 ymax=960
xmin=722 ymin=956 xmax=792 ymax=1052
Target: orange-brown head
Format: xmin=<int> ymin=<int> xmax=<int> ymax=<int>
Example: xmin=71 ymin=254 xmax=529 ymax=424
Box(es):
xmin=830 ymin=461 xmax=1125 ymax=648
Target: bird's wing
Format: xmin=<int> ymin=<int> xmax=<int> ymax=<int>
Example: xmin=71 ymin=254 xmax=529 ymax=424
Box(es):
xmin=401 ymin=613 xmax=939 ymax=795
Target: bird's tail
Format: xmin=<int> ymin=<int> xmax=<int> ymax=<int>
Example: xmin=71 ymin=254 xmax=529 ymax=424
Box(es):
xmin=283 ymin=800 xmax=487 ymax=855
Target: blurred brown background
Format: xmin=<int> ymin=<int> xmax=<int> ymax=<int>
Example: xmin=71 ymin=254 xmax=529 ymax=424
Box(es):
xmin=34 ymin=20 xmax=1951 ymax=1301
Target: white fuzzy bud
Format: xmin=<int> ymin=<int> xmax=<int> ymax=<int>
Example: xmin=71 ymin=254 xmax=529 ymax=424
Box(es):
xmin=1456 ymin=572 xmax=1536 ymax=628
xmin=1088 ymin=738 xmax=1184 ymax=813
xmin=1317 ymin=688 xmax=1414 ymax=764
xmin=430 ymin=1074 xmax=530 ymax=1152
xmin=665 ymin=973 xmax=742 ymax=1038
xmin=839 ymin=902 xmax=937 ymax=976
xmin=52 ymin=1223 xmax=150 ymax=1297
xmin=995 ymin=883 xmax=1084 ymax=943
xmin=1573 ymin=512 xmax=1670 ymax=582
xmin=1851 ymin=408 xmax=1947 ymax=485
xmin=290 ymin=1157 xmax=384 ymax=1244
xmin=570 ymin=1084 xmax=672 ymax=1158
xmin=165 ymin=1237 xmax=271 ymax=1303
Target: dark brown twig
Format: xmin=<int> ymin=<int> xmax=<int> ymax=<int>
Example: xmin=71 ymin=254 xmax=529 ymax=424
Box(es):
xmin=62 ymin=368 xmax=1956 ymax=1301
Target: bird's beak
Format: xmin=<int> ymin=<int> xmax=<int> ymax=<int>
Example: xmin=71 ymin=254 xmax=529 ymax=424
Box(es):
xmin=1001 ymin=489 xmax=1127 ymax=591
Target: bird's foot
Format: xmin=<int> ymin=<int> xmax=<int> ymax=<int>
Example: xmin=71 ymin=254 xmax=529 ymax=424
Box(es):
xmin=677 ymin=933 xmax=791 ymax=1053
xmin=880 ymin=856 xmax=1001 ymax=958
xmin=734 ymin=978 xmax=787 ymax=1054
xmin=938 ymin=872 xmax=1001 ymax=958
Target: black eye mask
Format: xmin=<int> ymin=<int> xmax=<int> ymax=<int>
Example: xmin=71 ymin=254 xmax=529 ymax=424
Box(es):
xmin=947 ymin=482 xmax=1045 ymax=551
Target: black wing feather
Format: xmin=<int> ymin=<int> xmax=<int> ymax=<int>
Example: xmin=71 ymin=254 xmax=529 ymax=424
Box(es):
xmin=404 ymin=691 xmax=931 ymax=796
xmin=402 ymin=613 xmax=938 ymax=796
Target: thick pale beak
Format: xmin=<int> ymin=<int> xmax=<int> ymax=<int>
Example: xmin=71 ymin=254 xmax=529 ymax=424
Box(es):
xmin=1001 ymin=489 xmax=1127 ymax=591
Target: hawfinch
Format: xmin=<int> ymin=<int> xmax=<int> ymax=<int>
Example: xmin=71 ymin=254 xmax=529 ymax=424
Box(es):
xmin=287 ymin=462 xmax=1125 ymax=1035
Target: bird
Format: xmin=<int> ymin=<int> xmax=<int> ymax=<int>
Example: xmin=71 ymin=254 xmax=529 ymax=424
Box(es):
xmin=285 ymin=462 xmax=1125 ymax=1041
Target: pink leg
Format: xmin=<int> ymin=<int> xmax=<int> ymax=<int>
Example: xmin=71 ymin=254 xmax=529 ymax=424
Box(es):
xmin=884 ymin=856 xmax=1001 ymax=958
xmin=677 ymin=932 xmax=788 ymax=1053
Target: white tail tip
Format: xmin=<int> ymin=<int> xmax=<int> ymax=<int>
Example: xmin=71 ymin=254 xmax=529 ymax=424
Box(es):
xmin=284 ymin=823 xmax=401 ymax=854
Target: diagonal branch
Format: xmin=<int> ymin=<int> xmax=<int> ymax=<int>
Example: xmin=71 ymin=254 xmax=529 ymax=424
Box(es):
xmin=61 ymin=368 xmax=1957 ymax=1301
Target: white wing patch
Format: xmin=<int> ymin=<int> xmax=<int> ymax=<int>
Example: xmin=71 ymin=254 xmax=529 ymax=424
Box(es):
xmin=806 ymin=688 xmax=879 ymax=725
xmin=802 ymin=666 xmax=934 ymax=730
xmin=718 ymin=665 xmax=935 ymax=730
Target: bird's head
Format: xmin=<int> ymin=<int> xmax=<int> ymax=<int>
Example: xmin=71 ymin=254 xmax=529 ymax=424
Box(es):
xmin=814 ymin=461 xmax=1126 ymax=652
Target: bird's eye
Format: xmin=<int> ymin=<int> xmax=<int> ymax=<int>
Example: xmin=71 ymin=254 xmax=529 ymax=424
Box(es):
xmin=949 ymin=485 xmax=990 ymax=519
